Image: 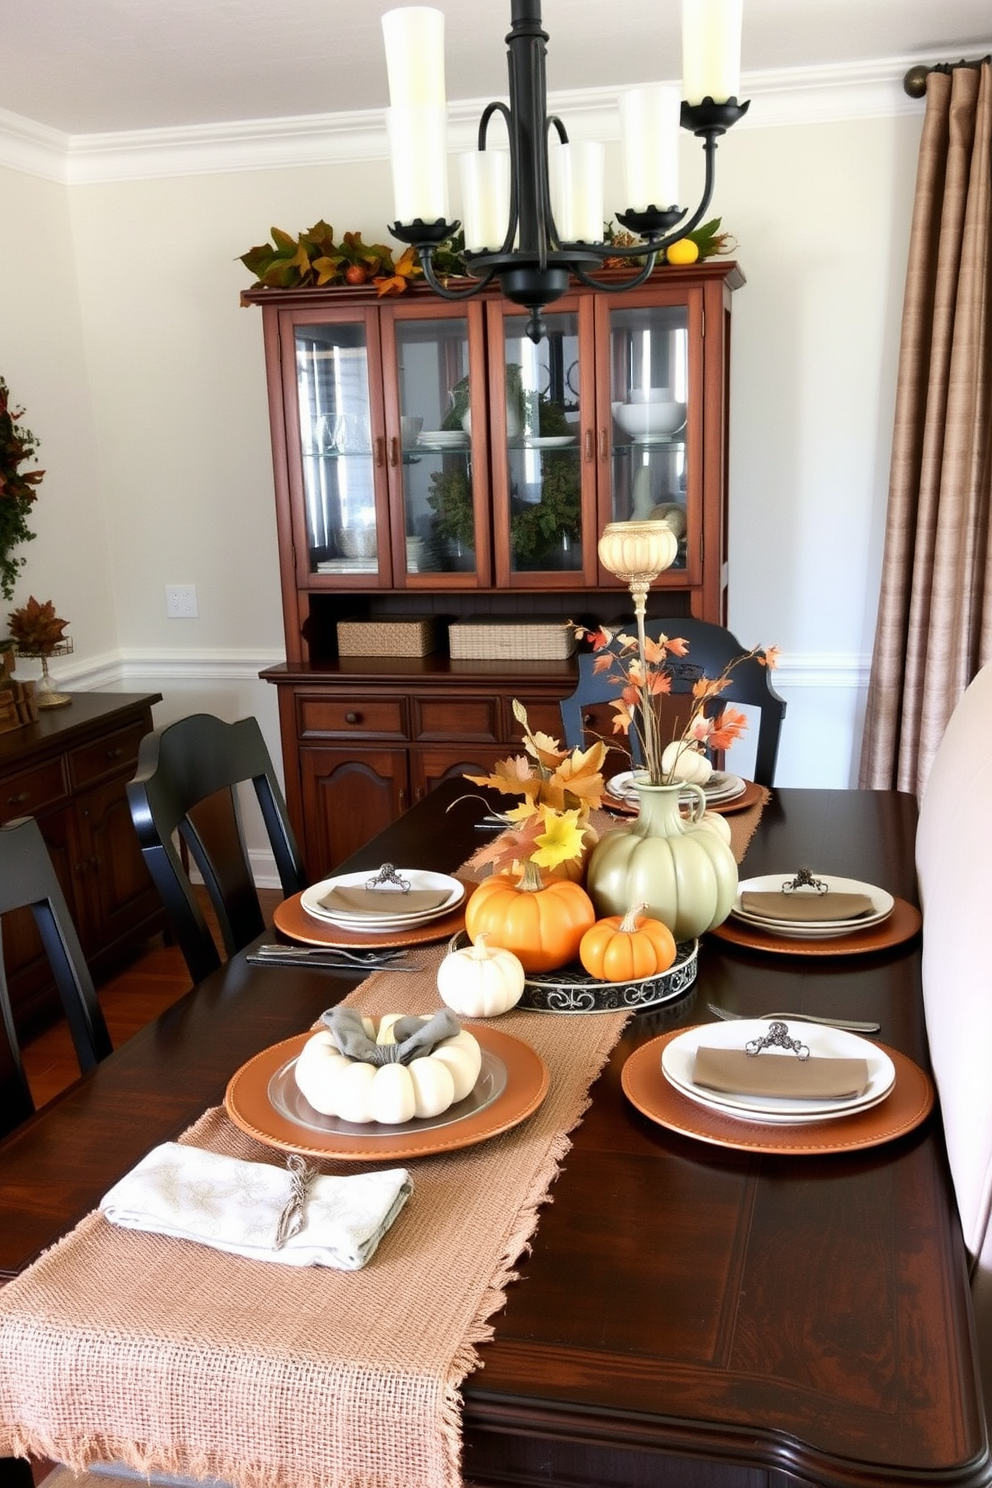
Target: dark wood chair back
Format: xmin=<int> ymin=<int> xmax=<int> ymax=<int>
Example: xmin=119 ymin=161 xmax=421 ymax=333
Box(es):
xmin=127 ymin=714 xmax=306 ymax=984
xmin=0 ymin=815 xmax=112 ymax=1137
xmin=560 ymin=617 xmax=786 ymax=787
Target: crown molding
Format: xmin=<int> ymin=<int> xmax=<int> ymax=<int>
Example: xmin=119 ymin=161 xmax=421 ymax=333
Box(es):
xmin=0 ymin=52 xmax=930 ymax=187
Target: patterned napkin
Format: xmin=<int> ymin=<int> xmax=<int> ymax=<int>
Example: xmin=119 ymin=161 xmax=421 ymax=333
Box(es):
xmin=101 ymin=1143 xmax=412 ymax=1268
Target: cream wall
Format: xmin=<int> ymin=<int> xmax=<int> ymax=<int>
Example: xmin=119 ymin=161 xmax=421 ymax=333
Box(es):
xmin=0 ymin=78 xmax=927 ymax=878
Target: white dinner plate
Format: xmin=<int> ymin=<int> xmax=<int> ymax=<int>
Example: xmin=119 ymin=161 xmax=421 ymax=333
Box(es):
xmin=730 ymin=874 xmax=894 ymax=939
xmin=607 ymin=770 xmax=746 ymax=807
xmin=301 ymin=870 xmax=464 ymax=930
xmin=523 ymin=435 xmax=577 ymax=448
xmin=418 ymin=430 xmax=469 ymax=448
xmin=661 ymin=1019 xmax=895 ymax=1125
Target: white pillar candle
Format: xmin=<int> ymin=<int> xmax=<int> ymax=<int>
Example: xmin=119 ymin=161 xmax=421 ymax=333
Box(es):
xmin=553 ymin=141 xmax=606 ymax=244
xmin=681 ymin=0 xmax=743 ymax=105
xmin=381 ymin=7 xmax=446 ymax=106
xmin=619 ymin=85 xmax=681 ymax=212
xmin=459 ymin=150 xmax=512 ymax=252
xmin=387 ymin=104 xmax=449 ymax=224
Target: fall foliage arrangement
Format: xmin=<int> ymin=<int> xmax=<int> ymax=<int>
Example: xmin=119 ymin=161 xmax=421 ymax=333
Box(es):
xmin=7 ymin=596 xmax=70 ymax=657
xmin=0 ymin=378 xmax=44 ymax=602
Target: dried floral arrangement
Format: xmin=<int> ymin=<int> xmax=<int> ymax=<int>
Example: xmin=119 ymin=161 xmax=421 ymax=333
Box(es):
xmin=8 ymin=596 xmax=69 ymax=657
xmin=602 ymin=215 xmax=737 ymax=268
xmin=464 ymin=700 xmax=607 ymax=879
xmin=240 ymin=221 xmax=467 ymax=294
xmin=0 ymin=378 xmax=44 ymax=602
xmin=570 ymin=622 xmax=779 ymax=786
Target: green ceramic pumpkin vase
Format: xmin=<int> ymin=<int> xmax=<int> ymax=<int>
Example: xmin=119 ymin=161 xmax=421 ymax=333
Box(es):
xmin=586 ymin=779 xmax=738 ymax=940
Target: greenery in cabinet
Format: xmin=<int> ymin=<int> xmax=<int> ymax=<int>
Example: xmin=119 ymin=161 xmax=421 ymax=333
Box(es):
xmin=0 ymin=378 xmax=43 ymax=601
xmin=510 ymin=455 xmax=581 ymax=564
xmin=427 ymin=465 xmax=475 ymax=556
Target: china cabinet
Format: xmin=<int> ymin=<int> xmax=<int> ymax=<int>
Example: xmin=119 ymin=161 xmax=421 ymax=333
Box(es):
xmin=244 ymin=262 xmax=741 ymax=873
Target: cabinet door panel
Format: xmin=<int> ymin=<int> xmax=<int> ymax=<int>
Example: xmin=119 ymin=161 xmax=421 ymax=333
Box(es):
xmin=300 ymin=749 xmax=409 ymax=876
xmin=411 ymin=748 xmax=507 ymax=801
xmin=77 ymin=778 xmax=160 ymax=958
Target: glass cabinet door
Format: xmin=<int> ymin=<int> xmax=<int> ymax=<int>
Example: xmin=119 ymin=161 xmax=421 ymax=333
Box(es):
xmin=607 ymin=302 xmax=690 ymax=571
xmin=491 ymin=302 xmax=597 ymax=586
xmin=392 ymin=314 xmax=479 ymax=578
xmin=294 ymin=319 xmax=384 ymax=581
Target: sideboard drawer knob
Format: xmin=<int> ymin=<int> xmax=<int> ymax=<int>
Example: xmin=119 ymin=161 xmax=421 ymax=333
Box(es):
xmin=345 ymin=711 xmax=360 ymax=725
xmin=7 ymin=791 xmax=29 ymax=806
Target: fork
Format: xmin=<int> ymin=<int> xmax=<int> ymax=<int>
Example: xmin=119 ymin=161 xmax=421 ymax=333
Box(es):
xmin=706 ymin=1004 xmax=880 ymax=1033
xmin=255 ymin=943 xmax=412 ymax=966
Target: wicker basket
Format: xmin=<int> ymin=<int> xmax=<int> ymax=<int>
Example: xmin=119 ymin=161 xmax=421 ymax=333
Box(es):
xmin=448 ymin=617 xmax=577 ymax=662
xmin=336 ymin=617 xmax=437 ymax=658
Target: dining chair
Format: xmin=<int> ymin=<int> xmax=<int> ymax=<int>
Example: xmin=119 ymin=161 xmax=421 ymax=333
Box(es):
xmin=0 ymin=815 xmax=113 ymax=1139
xmin=916 ymin=659 xmax=992 ymax=1412
xmin=126 ymin=713 xmax=307 ymax=984
xmin=559 ymin=617 xmax=786 ymax=786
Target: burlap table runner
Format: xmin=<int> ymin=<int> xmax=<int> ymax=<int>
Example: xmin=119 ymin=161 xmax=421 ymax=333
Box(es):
xmin=0 ymin=790 xmax=767 ymax=1488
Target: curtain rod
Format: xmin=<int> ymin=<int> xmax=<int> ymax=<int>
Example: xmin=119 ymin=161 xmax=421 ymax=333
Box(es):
xmin=904 ymin=57 xmax=989 ymax=98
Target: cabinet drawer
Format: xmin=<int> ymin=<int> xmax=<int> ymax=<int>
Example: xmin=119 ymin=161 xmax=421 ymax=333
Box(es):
xmin=296 ymin=695 xmax=408 ymax=741
xmin=412 ymin=696 xmax=499 ymax=743
xmin=68 ymin=722 xmax=148 ymax=789
xmin=0 ymin=758 xmax=68 ymax=823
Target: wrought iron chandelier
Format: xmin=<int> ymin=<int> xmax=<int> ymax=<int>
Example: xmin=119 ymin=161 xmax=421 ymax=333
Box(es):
xmin=382 ymin=1 xmax=748 ymax=341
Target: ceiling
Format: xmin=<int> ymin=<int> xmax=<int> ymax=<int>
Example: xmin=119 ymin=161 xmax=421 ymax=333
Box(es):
xmin=0 ymin=0 xmax=988 ymax=138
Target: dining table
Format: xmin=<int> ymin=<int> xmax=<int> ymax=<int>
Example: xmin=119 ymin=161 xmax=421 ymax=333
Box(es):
xmin=0 ymin=780 xmax=988 ymax=1488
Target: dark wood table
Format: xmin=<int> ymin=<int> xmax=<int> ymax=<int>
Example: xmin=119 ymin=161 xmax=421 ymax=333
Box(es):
xmin=0 ymin=785 xmax=987 ymax=1488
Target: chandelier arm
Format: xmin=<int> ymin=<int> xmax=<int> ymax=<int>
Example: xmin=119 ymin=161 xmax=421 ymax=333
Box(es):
xmin=416 ymin=247 xmax=496 ymax=301
xmin=569 ymin=251 xmax=661 ymax=294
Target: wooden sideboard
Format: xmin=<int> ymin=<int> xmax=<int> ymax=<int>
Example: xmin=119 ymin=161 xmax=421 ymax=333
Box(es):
xmin=0 ymin=692 xmax=165 ymax=1036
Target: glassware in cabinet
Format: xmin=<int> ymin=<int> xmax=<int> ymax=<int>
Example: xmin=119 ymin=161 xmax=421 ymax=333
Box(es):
xmin=605 ymin=301 xmax=691 ymax=569
xmin=292 ymin=316 xmax=391 ymax=584
xmin=487 ymin=297 xmax=599 ymax=588
xmin=379 ymin=299 xmax=491 ymax=587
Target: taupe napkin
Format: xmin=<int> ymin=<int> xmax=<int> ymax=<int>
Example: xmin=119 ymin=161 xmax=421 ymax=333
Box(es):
xmin=740 ymin=890 xmax=875 ymax=922
xmin=320 ymin=885 xmax=451 ymax=916
xmin=692 ymin=1047 xmax=870 ymax=1099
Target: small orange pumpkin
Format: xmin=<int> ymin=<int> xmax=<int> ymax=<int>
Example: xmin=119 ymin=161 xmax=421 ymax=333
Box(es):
xmin=579 ymin=902 xmax=678 ymax=982
xmin=464 ymin=862 xmax=596 ymax=973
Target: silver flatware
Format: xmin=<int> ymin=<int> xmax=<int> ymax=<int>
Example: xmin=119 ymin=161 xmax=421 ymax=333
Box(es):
xmin=256 ymin=943 xmax=409 ymax=965
xmin=247 ymin=952 xmax=423 ymax=974
xmin=706 ymin=1004 xmax=880 ymax=1034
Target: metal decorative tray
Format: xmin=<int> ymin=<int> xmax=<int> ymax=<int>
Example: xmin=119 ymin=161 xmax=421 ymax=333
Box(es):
xmin=450 ymin=932 xmax=698 ymax=1014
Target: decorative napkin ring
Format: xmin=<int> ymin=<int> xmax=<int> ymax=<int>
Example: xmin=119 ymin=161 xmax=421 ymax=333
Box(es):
xmin=274 ymin=1153 xmax=318 ymax=1249
xmin=782 ymin=866 xmax=828 ymax=895
xmin=745 ymin=1020 xmax=810 ymax=1061
xmin=365 ymin=863 xmax=411 ymax=893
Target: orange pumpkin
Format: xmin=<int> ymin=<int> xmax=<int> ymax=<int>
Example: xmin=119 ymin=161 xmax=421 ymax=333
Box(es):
xmin=465 ymin=863 xmax=596 ymax=973
xmin=579 ymin=902 xmax=677 ymax=982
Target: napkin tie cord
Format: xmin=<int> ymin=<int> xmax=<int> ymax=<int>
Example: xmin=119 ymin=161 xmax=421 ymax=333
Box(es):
xmin=273 ymin=1154 xmax=318 ymax=1250
xmin=320 ymin=1006 xmax=461 ymax=1066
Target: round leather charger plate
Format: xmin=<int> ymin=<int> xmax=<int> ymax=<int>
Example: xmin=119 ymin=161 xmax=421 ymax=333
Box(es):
xmin=225 ymin=1025 xmax=549 ymax=1160
xmin=708 ymin=896 xmax=921 ymax=956
xmin=621 ymin=1028 xmax=933 ymax=1154
xmin=273 ymin=879 xmax=471 ymax=948
xmin=605 ymin=777 xmax=764 ymax=819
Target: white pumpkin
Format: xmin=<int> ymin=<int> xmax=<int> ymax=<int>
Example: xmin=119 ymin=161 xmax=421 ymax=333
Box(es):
xmin=293 ymin=1017 xmax=481 ymax=1125
xmin=696 ymin=809 xmax=732 ymax=845
xmin=661 ymin=741 xmax=713 ymax=784
xmin=437 ymin=933 xmax=525 ymax=1018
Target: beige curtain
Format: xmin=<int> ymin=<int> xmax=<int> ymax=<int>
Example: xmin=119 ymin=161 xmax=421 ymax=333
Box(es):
xmin=860 ymin=62 xmax=992 ymax=796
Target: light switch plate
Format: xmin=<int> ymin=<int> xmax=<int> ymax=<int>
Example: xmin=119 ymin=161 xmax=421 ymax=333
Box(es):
xmin=165 ymin=584 xmax=198 ymax=618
